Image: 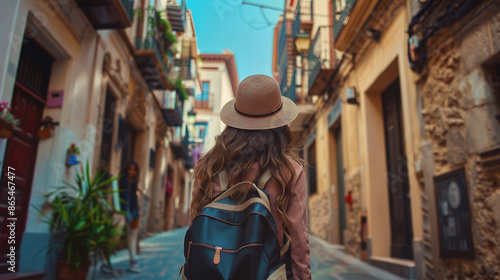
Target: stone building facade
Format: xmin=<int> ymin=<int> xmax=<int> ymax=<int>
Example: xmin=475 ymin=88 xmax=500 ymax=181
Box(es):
xmin=281 ymin=0 xmax=500 ymax=279
xmin=412 ymin=1 xmax=500 ymax=279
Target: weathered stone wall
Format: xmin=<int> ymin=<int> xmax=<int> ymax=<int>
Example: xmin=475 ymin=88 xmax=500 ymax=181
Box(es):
xmin=309 ymin=190 xmax=332 ymax=240
xmin=344 ymin=170 xmax=362 ymax=258
xmin=418 ymin=2 xmax=500 ymax=279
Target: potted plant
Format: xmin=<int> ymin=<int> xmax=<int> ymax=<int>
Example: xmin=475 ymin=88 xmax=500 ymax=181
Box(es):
xmin=36 ymin=163 xmax=123 ymax=280
xmin=66 ymin=143 xmax=80 ymax=167
xmin=0 ymin=101 xmax=20 ymax=138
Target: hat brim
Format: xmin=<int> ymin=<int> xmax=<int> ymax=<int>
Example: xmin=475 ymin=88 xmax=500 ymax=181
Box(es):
xmin=220 ymin=96 xmax=299 ymax=130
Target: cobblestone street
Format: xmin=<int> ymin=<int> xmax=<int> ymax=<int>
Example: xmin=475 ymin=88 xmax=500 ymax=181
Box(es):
xmin=87 ymin=228 xmax=406 ymax=280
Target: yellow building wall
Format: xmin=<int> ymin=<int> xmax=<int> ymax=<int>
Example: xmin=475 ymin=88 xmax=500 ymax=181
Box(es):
xmin=307 ymin=5 xmax=424 ymax=264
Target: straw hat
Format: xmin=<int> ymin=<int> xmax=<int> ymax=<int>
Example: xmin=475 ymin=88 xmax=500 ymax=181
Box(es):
xmin=220 ymin=75 xmax=298 ymax=130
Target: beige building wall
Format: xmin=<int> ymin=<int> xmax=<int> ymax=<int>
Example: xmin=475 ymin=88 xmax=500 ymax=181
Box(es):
xmin=197 ymin=57 xmax=236 ymax=153
xmin=305 ymin=2 xmax=424 ymax=278
xmin=0 ymin=0 xmax=176 ymax=276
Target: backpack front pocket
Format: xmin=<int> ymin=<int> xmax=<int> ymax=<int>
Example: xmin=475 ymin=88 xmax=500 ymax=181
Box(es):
xmin=186 ymin=241 xmax=268 ymax=280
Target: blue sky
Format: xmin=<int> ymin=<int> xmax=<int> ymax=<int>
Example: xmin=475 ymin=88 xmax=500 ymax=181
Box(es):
xmin=186 ymin=0 xmax=285 ymax=81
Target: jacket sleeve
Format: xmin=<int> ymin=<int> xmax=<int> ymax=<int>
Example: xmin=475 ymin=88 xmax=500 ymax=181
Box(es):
xmin=287 ymin=169 xmax=311 ymax=279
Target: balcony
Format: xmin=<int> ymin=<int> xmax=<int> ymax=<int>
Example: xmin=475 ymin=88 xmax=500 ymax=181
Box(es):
xmin=134 ymin=9 xmax=174 ymax=90
xmin=333 ymin=0 xmax=391 ymax=53
xmin=292 ymin=0 xmax=313 ymax=40
xmin=75 ymin=0 xmax=133 ymax=29
xmin=333 ymin=0 xmax=357 ymax=41
xmin=171 ymin=140 xmax=186 ymax=159
xmin=161 ymin=90 xmax=184 ymax=127
xmin=183 ymin=131 xmax=194 ymax=169
xmin=308 ymin=26 xmax=337 ymax=95
xmin=167 ymin=0 xmax=186 ymax=32
xmin=282 ymin=72 xmax=297 ymax=102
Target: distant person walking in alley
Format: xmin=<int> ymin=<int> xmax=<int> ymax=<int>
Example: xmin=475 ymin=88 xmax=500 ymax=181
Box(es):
xmin=185 ymin=75 xmax=311 ymax=279
xmin=119 ymin=161 xmax=142 ymax=274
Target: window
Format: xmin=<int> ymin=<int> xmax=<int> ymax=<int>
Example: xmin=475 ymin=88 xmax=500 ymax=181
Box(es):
xmin=195 ymin=81 xmax=210 ymax=108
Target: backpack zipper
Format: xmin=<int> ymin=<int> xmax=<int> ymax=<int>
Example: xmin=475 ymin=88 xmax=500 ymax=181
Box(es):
xmin=188 ymin=242 xmax=264 ymax=265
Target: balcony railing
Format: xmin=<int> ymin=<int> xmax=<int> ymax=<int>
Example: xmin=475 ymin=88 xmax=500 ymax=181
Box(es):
xmin=135 ymin=36 xmax=168 ymax=72
xmin=308 ymin=26 xmax=336 ymax=94
xmin=292 ymin=0 xmax=313 ymax=40
xmin=333 ymin=0 xmax=357 ymax=41
xmin=121 ymin=0 xmax=134 ymax=22
xmin=133 ymin=7 xmax=174 ymax=89
xmin=283 ymin=72 xmax=297 ymax=102
xmin=292 ymin=3 xmax=301 ymax=39
xmin=278 ymin=19 xmax=288 ymax=60
xmin=278 ymin=50 xmax=288 ymax=91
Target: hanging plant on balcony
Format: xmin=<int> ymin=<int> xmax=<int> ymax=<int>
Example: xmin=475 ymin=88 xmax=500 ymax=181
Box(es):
xmin=157 ymin=11 xmax=171 ymax=32
xmin=0 ymin=101 xmax=20 ymax=139
xmin=175 ymin=78 xmax=188 ymax=100
xmin=165 ymin=31 xmax=177 ymax=45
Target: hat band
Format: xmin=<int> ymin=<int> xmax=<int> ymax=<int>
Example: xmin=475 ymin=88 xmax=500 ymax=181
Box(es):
xmin=234 ymin=102 xmax=283 ymax=118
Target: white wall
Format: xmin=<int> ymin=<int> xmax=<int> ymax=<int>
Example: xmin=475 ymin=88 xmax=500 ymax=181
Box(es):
xmin=197 ymin=58 xmax=236 ymax=152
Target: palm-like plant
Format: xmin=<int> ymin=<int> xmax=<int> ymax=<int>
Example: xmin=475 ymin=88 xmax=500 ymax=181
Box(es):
xmin=37 ymin=162 xmax=124 ymax=271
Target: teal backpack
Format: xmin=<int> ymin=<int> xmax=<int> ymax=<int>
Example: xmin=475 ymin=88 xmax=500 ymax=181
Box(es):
xmin=179 ymin=169 xmax=292 ymax=280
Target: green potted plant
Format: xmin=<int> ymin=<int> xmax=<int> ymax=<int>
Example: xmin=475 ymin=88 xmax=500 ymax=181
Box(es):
xmin=37 ymin=163 xmax=123 ymax=280
xmin=0 ymin=101 xmax=20 ymax=138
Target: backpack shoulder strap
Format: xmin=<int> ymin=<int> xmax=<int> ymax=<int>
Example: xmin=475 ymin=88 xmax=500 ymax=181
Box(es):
xmin=256 ymin=169 xmax=272 ymax=189
xmin=219 ymin=169 xmax=228 ymax=191
xmin=219 ymin=168 xmax=271 ymax=191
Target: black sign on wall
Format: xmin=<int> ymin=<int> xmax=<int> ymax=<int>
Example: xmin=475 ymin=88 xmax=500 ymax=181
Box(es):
xmin=434 ymin=167 xmax=475 ymax=259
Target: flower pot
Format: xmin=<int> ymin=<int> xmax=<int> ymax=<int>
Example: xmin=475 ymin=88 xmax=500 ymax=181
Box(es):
xmin=38 ymin=125 xmax=53 ymax=139
xmin=57 ymin=259 xmax=89 ymax=280
xmin=65 ymin=152 xmax=80 ymax=167
xmin=0 ymin=119 xmax=13 ymax=139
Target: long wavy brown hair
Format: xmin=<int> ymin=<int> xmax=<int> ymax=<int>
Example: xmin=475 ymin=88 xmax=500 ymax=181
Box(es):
xmin=191 ymin=125 xmax=305 ymax=238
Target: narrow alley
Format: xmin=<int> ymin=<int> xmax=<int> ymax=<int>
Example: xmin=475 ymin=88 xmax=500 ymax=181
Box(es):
xmin=88 ymin=228 xmax=405 ymax=280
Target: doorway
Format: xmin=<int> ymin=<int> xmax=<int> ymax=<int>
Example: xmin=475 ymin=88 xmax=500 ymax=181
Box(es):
xmin=382 ymin=80 xmax=414 ymax=260
xmin=98 ymin=90 xmax=117 ymax=174
xmin=334 ymin=126 xmax=346 ymax=245
xmin=0 ymin=38 xmax=53 ymax=273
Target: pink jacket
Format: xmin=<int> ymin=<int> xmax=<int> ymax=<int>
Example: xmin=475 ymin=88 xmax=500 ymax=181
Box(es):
xmin=191 ymin=158 xmax=311 ymax=280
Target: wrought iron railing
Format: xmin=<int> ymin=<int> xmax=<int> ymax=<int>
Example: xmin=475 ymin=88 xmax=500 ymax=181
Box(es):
xmin=333 ymin=0 xmax=357 ymax=41
xmin=283 ymin=72 xmax=297 ymax=102
xmin=292 ymin=2 xmax=301 ymax=39
xmin=134 ymin=8 xmax=169 ymax=75
xmin=135 ymin=36 xmax=168 ymax=73
xmin=121 ymin=0 xmax=134 ymax=22
xmin=308 ymin=26 xmax=334 ymax=90
xmin=161 ymin=90 xmax=184 ymax=126
xmin=278 ymin=19 xmax=287 ymax=60
xmin=278 ymin=50 xmax=288 ymax=92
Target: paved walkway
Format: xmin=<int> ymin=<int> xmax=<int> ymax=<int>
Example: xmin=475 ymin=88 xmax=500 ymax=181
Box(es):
xmin=87 ymin=227 xmax=407 ymax=280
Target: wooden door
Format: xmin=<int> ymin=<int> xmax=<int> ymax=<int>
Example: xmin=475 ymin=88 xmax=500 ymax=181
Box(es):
xmin=0 ymin=84 xmax=45 ymax=272
xmin=0 ymin=37 xmax=51 ymax=273
xmin=382 ymin=80 xmax=413 ymax=260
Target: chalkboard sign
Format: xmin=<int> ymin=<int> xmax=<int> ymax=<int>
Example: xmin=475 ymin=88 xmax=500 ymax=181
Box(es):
xmin=434 ymin=168 xmax=475 ymax=259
